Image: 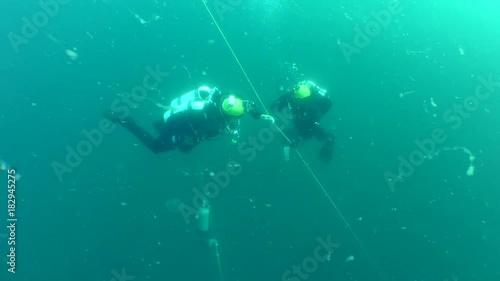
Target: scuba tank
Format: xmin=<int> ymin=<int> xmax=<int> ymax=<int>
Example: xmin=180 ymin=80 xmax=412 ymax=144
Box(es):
xmin=163 ymin=86 xmax=217 ymax=122
xmin=170 ymin=86 xmax=213 ymax=108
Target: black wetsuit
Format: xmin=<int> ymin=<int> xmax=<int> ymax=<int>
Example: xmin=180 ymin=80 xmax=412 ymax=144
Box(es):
xmin=110 ymin=89 xmax=262 ymax=153
xmin=271 ymin=86 xmax=335 ymax=163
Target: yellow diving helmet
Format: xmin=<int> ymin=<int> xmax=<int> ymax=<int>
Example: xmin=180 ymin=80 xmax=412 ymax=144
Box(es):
xmin=222 ymin=95 xmax=245 ymax=117
xmin=295 ymin=84 xmax=311 ymax=99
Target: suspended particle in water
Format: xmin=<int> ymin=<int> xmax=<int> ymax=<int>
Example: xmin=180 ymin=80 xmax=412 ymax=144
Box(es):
xmin=65 ymin=49 xmax=79 ymax=61
xmin=208 ymin=238 xmax=218 ymax=247
xmin=345 ymin=255 xmax=355 ymax=262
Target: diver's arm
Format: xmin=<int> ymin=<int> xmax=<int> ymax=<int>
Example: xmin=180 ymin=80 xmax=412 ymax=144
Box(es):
xmin=317 ymin=96 xmax=332 ymax=117
xmin=211 ymin=88 xmax=223 ymax=102
xmin=246 ymin=101 xmax=264 ymax=119
xmin=270 ymin=93 xmax=292 ymax=112
xmin=246 ymin=101 xmax=275 ymax=123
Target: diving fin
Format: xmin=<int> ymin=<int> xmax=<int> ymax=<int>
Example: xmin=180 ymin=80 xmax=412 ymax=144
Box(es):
xmin=319 ymin=139 xmax=334 ymax=163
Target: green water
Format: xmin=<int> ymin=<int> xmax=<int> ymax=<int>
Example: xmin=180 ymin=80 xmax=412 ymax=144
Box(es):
xmin=1 ymin=0 xmax=499 ymax=281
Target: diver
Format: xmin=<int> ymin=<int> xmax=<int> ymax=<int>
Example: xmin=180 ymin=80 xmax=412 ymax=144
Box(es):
xmin=271 ymin=80 xmax=335 ymax=163
xmin=105 ymin=86 xmax=274 ymax=153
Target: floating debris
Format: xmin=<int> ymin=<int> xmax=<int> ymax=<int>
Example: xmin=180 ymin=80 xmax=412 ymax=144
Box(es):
xmin=430 ymin=97 xmax=437 ymax=107
xmin=65 ymin=49 xmax=79 ymax=61
xmin=428 ymin=146 xmax=476 ymax=176
xmin=399 ymin=91 xmax=416 ymax=98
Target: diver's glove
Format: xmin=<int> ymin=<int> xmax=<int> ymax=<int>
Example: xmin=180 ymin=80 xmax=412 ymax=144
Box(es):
xmin=319 ymin=138 xmax=334 ymax=163
xmin=260 ymin=114 xmax=275 ymax=123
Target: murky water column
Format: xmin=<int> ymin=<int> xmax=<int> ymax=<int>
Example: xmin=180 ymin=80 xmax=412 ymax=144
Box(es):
xmin=248 ymin=0 xmax=287 ymax=49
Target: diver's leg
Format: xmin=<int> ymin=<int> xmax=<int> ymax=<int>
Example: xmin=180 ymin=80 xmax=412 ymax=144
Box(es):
xmin=314 ymin=124 xmax=334 ymax=142
xmin=281 ymin=127 xmax=300 ymax=147
xmin=292 ymin=119 xmax=315 ymax=145
xmin=106 ymin=115 xmax=174 ymax=154
xmin=177 ymin=137 xmax=199 ymax=153
xmin=164 ymin=117 xmax=202 ymax=153
xmin=153 ymin=120 xmax=167 ymax=134
xmin=314 ymin=125 xmax=335 ymax=163
xmin=122 ymin=120 xmax=174 ymax=154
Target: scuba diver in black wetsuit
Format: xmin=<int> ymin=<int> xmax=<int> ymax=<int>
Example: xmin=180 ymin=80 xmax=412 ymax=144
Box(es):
xmin=271 ymin=80 xmax=335 ymax=163
xmin=105 ymin=86 xmax=274 ymax=153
